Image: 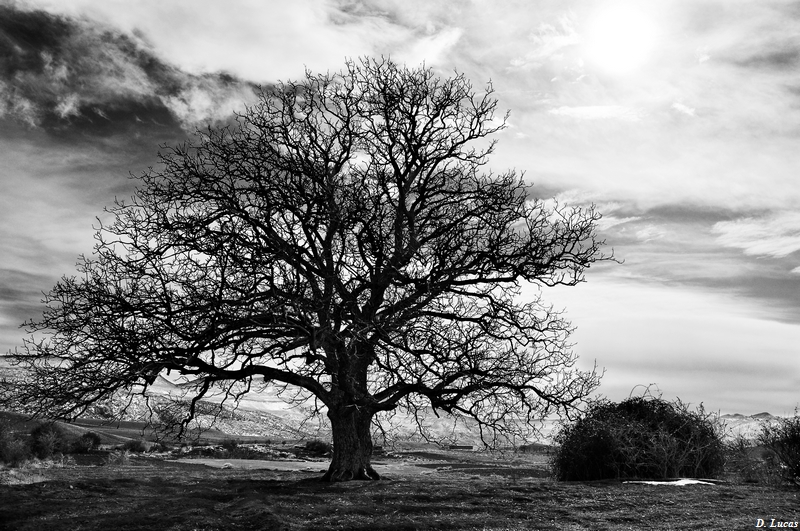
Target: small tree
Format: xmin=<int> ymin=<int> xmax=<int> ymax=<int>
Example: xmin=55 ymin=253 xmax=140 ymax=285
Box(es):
xmin=2 ymin=57 xmax=606 ymax=481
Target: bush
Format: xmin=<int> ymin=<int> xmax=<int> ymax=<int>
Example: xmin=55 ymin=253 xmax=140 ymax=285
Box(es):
xmin=550 ymin=397 xmax=726 ymax=481
xmin=221 ymin=438 xmax=239 ymax=453
xmin=122 ymin=439 xmax=148 ymax=453
xmin=758 ymin=413 xmax=800 ymax=487
xmin=305 ymin=439 xmax=332 ymax=456
xmin=519 ymin=442 xmax=548 ymax=454
xmin=71 ymin=432 xmax=102 ymax=453
xmin=30 ymin=423 xmax=68 ymax=459
xmin=0 ymin=419 xmax=30 ymax=466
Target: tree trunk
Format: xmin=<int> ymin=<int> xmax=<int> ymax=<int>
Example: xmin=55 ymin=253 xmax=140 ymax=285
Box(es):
xmin=322 ymin=405 xmax=381 ymax=481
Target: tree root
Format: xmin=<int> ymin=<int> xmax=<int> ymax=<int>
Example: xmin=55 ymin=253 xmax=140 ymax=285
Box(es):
xmin=321 ymin=466 xmax=381 ymax=482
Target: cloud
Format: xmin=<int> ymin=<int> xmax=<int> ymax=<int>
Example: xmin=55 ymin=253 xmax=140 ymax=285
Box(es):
xmin=595 ymin=215 xmax=640 ymax=231
xmin=735 ymin=47 xmax=800 ymax=70
xmin=521 ymin=14 xmax=581 ymax=65
xmin=713 ymin=212 xmax=800 ymax=258
xmin=571 ymin=202 xmax=800 ymax=326
xmin=1 ymin=0 xmax=798 ymax=415
xmin=22 ymin=0 xmax=415 ymax=80
xmin=331 ymin=0 xmax=467 ymax=65
xmin=634 ymin=225 xmax=667 ymax=243
xmin=548 ymin=105 xmax=642 ymax=121
xmin=163 ymin=74 xmax=258 ymax=129
xmin=502 ymin=11 xmax=588 ymax=88
xmin=0 ymin=0 xmax=477 ymax=354
xmin=670 ymin=102 xmax=695 ymax=117
xmin=396 ymin=26 xmax=463 ymax=66
xmin=488 ymin=0 xmax=800 ymax=216
xmin=0 ymin=267 xmax=53 ymax=320
xmin=0 ymin=3 xmax=258 ymax=137
xmin=542 ymin=277 xmax=800 ymax=414
xmin=540 ymin=198 xmax=800 ymax=324
xmin=695 ymin=47 xmax=711 ymax=64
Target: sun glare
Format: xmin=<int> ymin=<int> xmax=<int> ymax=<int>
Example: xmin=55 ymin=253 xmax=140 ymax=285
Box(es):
xmin=584 ymin=5 xmax=656 ymax=74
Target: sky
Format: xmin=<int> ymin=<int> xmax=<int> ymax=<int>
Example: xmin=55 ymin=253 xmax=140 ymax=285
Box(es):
xmin=1 ymin=0 xmax=798 ymax=416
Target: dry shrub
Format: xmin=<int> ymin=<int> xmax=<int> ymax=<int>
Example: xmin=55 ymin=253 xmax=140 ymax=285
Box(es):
xmin=105 ymin=450 xmax=131 ymax=466
xmin=723 ymin=433 xmax=787 ymax=485
xmin=758 ymin=412 xmax=800 ymax=487
xmin=0 ymin=418 xmax=30 ymax=466
xmin=72 ymin=432 xmax=102 ymax=453
xmin=30 ymin=423 xmax=67 ymax=459
xmin=32 ymin=454 xmax=75 ymax=468
xmin=551 ymin=397 xmax=726 ymax=481
xmin=724 ymin=434 xmax=768 ymax=484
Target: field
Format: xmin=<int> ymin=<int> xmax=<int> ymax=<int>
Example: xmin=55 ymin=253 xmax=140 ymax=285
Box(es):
xmin=0 ymin=390 xmax=797 ymax=530
xmin=1 ymin=446 xmax=798 ymax=531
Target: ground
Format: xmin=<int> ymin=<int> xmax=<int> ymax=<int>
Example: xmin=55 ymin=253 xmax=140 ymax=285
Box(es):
xmin=0 ymin=449 xmax=797 ymax=530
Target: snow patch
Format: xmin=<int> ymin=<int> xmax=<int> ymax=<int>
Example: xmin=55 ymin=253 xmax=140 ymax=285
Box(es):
xmin=624 ymin=479 xmax=716 ymax=486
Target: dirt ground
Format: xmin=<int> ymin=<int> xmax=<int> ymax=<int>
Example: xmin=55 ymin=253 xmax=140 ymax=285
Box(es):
xmin=0 ymin=453 xmax=797 ymax=530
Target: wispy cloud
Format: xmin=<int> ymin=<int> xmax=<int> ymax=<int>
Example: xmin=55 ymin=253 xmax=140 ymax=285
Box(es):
xmin=397 ymin=26 xmax=463 ymax=66
xmin=548 ymin=105 xmax=642 ymax=121
xmin=595 ymin=215 xmax=640 ymax=231
xmin=670 ymin=102 xmax=696 ymax=117
xmin=713 ymin=212 xmax=800 ymax=258
xmin=510 ymin=13 xmax=580 ymax=70
xmin=541 ymin=194 xmax=800 ymax=326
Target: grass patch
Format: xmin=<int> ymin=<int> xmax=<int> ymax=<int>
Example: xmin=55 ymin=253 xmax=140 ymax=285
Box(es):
xmin=0 ymin=452 xmax=797 ymax=530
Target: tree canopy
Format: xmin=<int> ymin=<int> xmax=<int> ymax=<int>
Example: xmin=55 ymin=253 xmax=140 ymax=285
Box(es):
xmin=2 ymin=57 xmax=608 ymax=481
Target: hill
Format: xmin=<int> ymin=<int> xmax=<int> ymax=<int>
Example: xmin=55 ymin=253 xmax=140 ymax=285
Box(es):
xmin=3 ymin=355 xmax=787 ymax=446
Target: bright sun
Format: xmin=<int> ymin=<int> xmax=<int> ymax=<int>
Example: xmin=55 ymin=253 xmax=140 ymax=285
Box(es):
xmin=584 ymin=5 xmax=656 ymax=74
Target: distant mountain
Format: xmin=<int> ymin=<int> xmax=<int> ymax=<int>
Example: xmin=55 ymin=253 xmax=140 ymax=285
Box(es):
xmin=719 ymin=412 xmax=786 ymax=441
xmin=3 ymin=357 xmax=787 ymax=445
xmin=721 ymin=412 xmax=777 ymax=420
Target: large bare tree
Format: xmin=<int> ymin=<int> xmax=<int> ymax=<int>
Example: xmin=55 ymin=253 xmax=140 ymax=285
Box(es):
xmin=3 ymin=57 xmax=607 ymax=481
